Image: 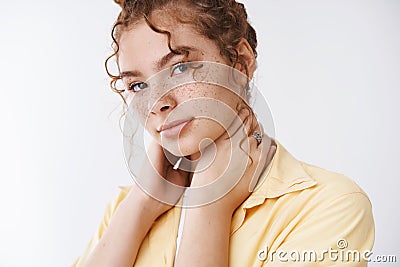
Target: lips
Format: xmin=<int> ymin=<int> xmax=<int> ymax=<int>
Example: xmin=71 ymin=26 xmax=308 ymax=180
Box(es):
xmin=158 ymin=119 xmax=193 ymax=138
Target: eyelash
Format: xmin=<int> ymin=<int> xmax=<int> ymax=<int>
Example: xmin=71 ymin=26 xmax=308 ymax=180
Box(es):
xmin=127 ymin=82 xmax=148 ymax=92
xmin=126 ymin=61 xmax=191 ymax=93
xmin=170 ymin=61 xmax=190 ymax=76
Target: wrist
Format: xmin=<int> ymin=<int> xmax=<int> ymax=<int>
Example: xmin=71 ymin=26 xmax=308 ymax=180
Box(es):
xmin=125 ymin=185 xmax=166 ymax=223
xmin=193 ymin=202 xmax=234 ymax=219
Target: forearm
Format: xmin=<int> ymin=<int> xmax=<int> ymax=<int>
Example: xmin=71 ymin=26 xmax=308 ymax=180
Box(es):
xmin=83 ymin=187 xmax=157 ymax=267
xmin=175 ymin=206 xmax=232 ymax=267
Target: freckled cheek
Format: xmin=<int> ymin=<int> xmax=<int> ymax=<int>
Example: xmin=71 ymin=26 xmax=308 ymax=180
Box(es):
xmin=172 ymin=84 xmax=239 ymax=123
xmin=173 ymin=83 xmax=220 ymax=101
xmin=131 ymin=95 xmax=148 ymax=113
xmin=185 ymin=118 xmax=226 ymax=144
xmin=188 ymin=85 xmax=238 ymax=113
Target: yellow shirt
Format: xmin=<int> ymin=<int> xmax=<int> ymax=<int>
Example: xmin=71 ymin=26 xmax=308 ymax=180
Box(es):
xmin=72 ymin=140 xmax=374 ymax=266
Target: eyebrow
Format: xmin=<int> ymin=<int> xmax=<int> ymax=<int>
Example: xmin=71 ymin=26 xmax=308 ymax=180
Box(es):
xmin=120 ymin=46 xmax=196 ymax=79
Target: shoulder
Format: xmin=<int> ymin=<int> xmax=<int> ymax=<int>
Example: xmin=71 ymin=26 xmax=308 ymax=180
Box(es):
xmin=301 ymin=161 xmax=371 ymax=204
xmin=255 ymin=140 xmax=374 ymax=229
xmin=255 ymin=140 xmax=371 ymax=204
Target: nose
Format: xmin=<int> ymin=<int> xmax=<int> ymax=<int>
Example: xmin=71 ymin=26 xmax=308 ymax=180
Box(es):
xmin=150 ymin=93 xmax=177 ymax=115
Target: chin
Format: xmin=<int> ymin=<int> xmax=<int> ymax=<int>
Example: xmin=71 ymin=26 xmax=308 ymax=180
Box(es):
xmin=158 ymin=120 xmax=225 ymax=157
xmin=162 ymin=139 xmax=201 ymax=157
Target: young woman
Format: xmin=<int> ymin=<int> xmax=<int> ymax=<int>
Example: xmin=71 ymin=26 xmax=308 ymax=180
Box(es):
xmin=73 ymin=1 xmax=374 ymax=266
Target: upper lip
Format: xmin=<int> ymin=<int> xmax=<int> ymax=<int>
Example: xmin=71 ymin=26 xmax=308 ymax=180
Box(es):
xmin=158 ymin=119 xmax=192 ymax=132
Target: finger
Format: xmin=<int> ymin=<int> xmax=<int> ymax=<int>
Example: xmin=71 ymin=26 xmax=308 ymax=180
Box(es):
xmin=224 ymin=110 xmax=251 ymax=147
xmin=248 ymin=135 xmax=272 ymax=192
xmin=166 ymin=165 xmax=189 ymax=187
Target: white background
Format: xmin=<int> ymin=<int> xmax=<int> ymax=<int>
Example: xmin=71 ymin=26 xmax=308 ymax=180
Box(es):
xmin=0 ymin=1 xmax=398 ymax=266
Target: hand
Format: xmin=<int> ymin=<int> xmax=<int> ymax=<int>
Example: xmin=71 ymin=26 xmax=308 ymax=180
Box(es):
xmin=130 ymin=140 xmax=188 ymax=220
xmin=188 ymin=109 xmax=275 ymax=215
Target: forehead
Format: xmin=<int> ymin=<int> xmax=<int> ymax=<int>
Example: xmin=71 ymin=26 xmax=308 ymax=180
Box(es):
xmin=117 ymin=21 xmax=220 ymax=73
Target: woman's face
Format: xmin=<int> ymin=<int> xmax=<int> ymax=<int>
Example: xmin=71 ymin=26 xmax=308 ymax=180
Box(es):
xmin=118 ymin=20 xmax=247 ymax=159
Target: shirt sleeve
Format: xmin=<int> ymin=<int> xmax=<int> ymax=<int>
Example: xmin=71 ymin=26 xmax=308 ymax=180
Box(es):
xmin=71 ymin=186 xmax=131 ymax=267
xmin=263 ymin=192 xmax=375 ymax=267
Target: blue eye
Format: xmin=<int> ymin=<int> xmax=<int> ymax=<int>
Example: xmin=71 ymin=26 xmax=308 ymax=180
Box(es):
xmin=171 ymin=62 xmax=189 ymax=76
xmin=129 ymin=82 xmax=148 ymax=92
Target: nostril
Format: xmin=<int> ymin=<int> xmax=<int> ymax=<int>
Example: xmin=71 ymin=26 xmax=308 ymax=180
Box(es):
xmin=160 ymin=105 xmax=170 ymax=112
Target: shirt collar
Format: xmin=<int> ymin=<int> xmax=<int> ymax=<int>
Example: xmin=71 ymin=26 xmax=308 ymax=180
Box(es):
xmin=243 ymin=139 xmax=317 ymax=209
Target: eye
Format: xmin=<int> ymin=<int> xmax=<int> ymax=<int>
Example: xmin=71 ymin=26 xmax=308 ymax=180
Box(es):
xmin=171 ymin=62 xmax=189 ymax=76
xmin=128 ymin=82 xmax=148 ymax=92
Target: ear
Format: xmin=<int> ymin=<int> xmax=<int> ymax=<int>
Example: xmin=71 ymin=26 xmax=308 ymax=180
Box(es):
xmin=236 ymin=38 xmax=257 ymax=79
